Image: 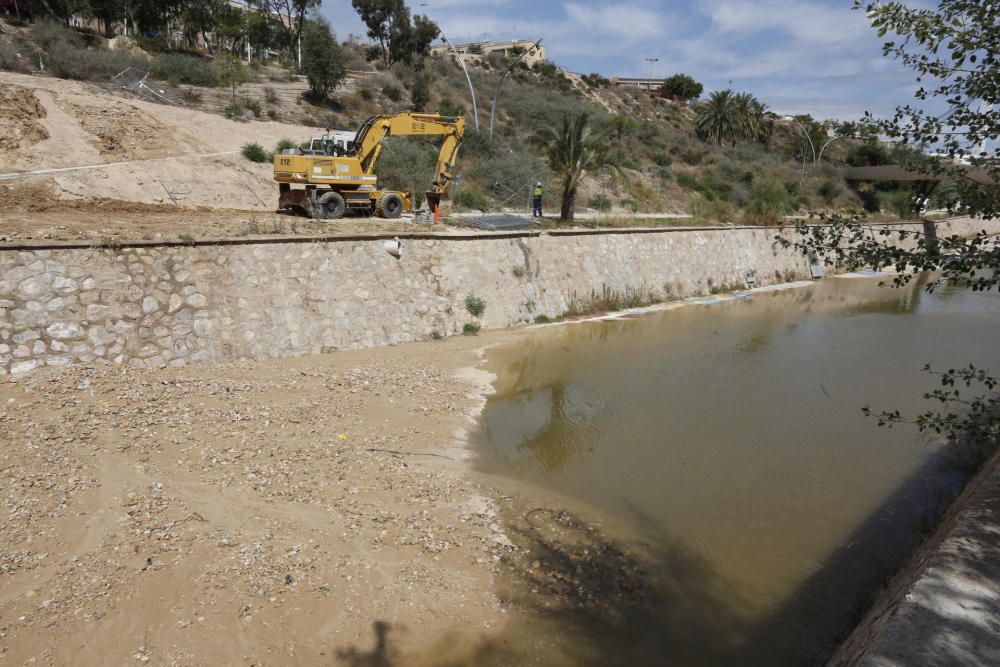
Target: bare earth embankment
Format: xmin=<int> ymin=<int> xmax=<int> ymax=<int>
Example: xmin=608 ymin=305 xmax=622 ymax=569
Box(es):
xmin=0 ymin=71 xmax=430 ymax=243
xmin=0 ymin=335 xmax=514 ymax=665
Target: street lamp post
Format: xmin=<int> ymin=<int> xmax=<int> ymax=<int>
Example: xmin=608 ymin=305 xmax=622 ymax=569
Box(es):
xmin=489 ymin=39 xmax=542 ymax=140
xmin=817 ymin=135 xmax=844 ymax=164
xmin=421 ymin=3 xmax=479 ymax=130
xmin=784 ymin=115 xmax=817 ymax=181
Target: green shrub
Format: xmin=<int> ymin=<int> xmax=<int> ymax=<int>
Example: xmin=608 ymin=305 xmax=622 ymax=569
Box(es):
xmin=581 ymin=73 xmax=610 ymax=87
xmin=565 ymin=285 xmax=660 ymax=317
xmin=264 ymin=87 xmax=279 ymax=104
xmin=375 ymin=136 xmax=436 ymax=208
xmin=149 ymin=53 xmax=220 ymax=86
xmin=656 ymin=165 xmax=675 ymax=181
xmin=690 ymin=194 xmax=735 ymax=223
xmin=275 ymin=138 xmax=297 ymax=153
xmin=46 ymin=45 xmax=143 ymax=81
xmin=846 ymin=142 xmax=890 ymax=167
xmin=588 ymin=194 xmax=612 ymax=211
xmin=462 ymin=323 xmax=481 ymax=336
xmin=241 ymin=143 xmax=271 ymax=163
xmin=0 ymin=41 xmax=32 ymax=73
xmin=881 ymin=190 xmax=917 ymax=218
xmin=31 ymin=20 xmax=84 ymax=51
xmin=676 ymin=172 xmax=699 ymax=190
xmin=437 ymin=98 xmax=462 ymax=117
xmin=818 ymin=180 xmax=843 ymax=202
xmin=454 ymin=190 xmax=490 ymax=211
xmin=620 ymin=198 xmax=639 ymax=213
xmin=382 ymin=83 xmax=402 ymax=101
xmin=243 ymin=97 xmax=263 ymax=118
xmin=653 ymin=151 xmax=673 ymax=167
xmin=744 ymin=177 xmax=798 ymax=224
xmin=411 ymin=75 xmax=431 ymax=111
xmin=465 ymin=294 xmax=486 ymax=318
xmin=697 ymin=171 xmax=733 ymax=202
xmin=359 ymin=87 xmax=373 ymax=101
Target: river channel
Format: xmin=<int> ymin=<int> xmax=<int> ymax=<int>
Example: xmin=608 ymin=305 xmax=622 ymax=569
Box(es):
xmin=467 ymin=275 xmax=1000 ymax=666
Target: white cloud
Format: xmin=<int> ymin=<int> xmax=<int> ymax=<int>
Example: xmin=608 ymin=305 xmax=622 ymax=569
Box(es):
xmin=703 ymin=0 xmax=870 ymax=46
xmin=319 ymin=0 xmax=921 ymax=119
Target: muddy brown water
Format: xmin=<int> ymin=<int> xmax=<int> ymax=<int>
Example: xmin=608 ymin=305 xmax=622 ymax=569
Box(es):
xmin=465 ymin=275 xmax=1000 ymax=667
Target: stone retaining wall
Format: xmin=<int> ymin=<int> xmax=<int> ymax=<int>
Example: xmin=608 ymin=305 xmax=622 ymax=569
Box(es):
xmin=1 ymin=219 xmax=996 ymax=375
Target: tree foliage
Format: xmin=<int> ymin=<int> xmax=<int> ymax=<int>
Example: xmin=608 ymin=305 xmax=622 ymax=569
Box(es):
xmin=254 ymin=0 xmax=320 ymax=63
xmin=662 ymin=73 xmax=703 ymax=101
xmin=410 ymin=74 xmax=431 ymax=111
xmin=694 ymin=90 xmax=773 ymax=145
xmin=350 ymin=0 xmax=439 ymax=66
xmin=855 ymin=0 xmax=999 ymax=219
xmin=300 ymin=16 xmax=346 ymax=99
xmin=541 ymin=112 xmax=618 ymax=222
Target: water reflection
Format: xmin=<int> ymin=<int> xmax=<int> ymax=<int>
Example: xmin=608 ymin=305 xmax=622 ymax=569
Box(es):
xmin=469 ymin=276 xmax=1000 ymax=666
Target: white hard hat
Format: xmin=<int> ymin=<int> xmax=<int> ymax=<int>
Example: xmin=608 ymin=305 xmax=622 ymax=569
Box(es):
xmin=536 ymin=181 xmax=542 ymax=186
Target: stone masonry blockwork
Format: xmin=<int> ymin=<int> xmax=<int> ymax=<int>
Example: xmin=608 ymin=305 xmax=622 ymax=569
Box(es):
xmin=1 ymin=219 xmax=996 ymax=375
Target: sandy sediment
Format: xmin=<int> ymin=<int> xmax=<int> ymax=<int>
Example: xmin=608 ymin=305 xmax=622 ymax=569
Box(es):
xmin=0 ymin=334 xmax=514 ymax=665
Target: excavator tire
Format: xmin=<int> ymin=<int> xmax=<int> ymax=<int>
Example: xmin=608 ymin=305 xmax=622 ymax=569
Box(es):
xmin=316 ymin=191 xmax=346 ymax=220
xmin=376 ymin=193 xmax=404 ymax=219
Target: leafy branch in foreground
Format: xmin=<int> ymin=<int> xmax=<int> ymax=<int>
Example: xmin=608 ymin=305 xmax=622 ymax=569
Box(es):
xmin=853 ymin=1 xmax=1000 ymax=219
xmin=864 ymin=365 xmax=999 ymax=458
xmin=777 ymin=215 xmax=1000 ymax=293
xmin=778 ymin=213 xmax=999 ymax=452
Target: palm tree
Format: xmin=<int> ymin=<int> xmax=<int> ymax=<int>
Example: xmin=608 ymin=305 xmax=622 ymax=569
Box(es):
xmin=755 ymin=101 xmax=778 ymax=144
xmin=695 ymin=90 xmax=744 ymax=145
xmin=734 ymin=92 xmax=760 ymax=142
xmin=542 ymin=112 xmax=615 ymax=222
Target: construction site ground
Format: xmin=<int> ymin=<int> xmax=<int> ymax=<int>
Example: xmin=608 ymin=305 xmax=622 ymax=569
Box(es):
xmin=0 ymin=71 xmax=436 ymax=242
xmin=0 ymin=335 xmax=517 ymax=665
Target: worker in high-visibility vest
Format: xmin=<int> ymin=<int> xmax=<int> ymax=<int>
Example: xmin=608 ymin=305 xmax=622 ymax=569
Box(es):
xmin=532 ymin=182 xmax=544 ymax=217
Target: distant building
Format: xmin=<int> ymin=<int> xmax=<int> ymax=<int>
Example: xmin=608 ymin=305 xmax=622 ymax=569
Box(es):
xmin=610 ymin=77 xmax=664 ymax=94
xmin=431 ymin=39 xmax=546 ymax=66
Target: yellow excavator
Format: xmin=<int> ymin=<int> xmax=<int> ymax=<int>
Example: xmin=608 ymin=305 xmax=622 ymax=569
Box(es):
xmin=273 ymin=112 xmax=466 ymax=220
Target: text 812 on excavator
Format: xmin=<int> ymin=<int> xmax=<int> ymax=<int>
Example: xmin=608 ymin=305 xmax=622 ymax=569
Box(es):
xmin=273 ymin=112 xmax=465 ymax=221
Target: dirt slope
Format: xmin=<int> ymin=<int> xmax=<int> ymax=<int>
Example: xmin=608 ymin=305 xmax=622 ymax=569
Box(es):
xmin=0 ymin=71 xmax=317 ymax=214
xmin=0 ymin=83 xmax=48 ymax=153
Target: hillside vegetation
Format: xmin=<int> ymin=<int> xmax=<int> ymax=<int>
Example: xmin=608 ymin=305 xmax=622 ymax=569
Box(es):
xmin=0 ymin=12 xmax=934 ymax=225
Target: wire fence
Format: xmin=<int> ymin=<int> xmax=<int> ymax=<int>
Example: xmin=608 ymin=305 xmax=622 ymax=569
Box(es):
xmin=107 ymin=67 xmax=181 ymax=106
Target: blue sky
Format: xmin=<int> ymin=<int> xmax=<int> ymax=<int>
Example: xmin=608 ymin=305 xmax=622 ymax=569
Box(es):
xmin=320 ymin=0 xmax=927 ymax=121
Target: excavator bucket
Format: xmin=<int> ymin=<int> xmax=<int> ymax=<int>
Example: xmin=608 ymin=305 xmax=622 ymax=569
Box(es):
xmin=425 ymin=192 xmax=453 ymax=218
xmin=278 ymin=188 xmax=314 ymax=218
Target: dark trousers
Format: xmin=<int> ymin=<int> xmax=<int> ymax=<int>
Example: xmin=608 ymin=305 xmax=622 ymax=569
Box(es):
xmin=533 ymin=196 xmax=542 ymax=217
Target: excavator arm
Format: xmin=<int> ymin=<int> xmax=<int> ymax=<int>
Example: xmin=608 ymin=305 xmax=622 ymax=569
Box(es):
xmin=352 ymin=113 xmax=466 ymax=196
